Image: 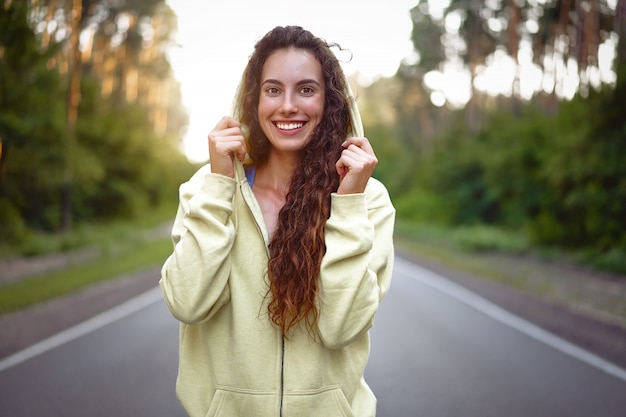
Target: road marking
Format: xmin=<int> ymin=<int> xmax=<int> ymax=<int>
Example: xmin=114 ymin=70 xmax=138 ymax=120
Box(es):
xmin=394 ymin=256 xmax=626 ymax=383
xmin=0 ymin=286 xmax=163 ymax=373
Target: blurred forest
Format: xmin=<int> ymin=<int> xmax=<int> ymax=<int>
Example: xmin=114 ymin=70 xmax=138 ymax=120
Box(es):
xmin=0 ymin=0 xmax=195 ymax=245
xmin=1 ymin=0 xmax=625 ymax=274
xmin=361 ymin=0 xmax=626 ymax=273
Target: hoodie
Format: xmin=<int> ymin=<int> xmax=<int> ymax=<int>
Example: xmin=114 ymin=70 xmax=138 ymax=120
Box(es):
xmin=160 ymin=83 xmax=396 ymax=417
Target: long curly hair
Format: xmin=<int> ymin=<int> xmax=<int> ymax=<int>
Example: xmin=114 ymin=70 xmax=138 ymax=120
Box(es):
xmin=233 ymin=26 xmax=352 ymax=337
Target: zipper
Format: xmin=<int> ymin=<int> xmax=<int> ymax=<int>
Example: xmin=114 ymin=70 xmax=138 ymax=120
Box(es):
xmin=237 ymin=165 xmax=284 ymax=416
xmin=239 ymin=180 xmax=284 ymax=415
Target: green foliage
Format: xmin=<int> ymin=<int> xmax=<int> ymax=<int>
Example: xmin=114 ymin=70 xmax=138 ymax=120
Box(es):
xmin=0 ymin=199 xmax=177 ymax=258
xmin=393 ymin=0 xmax=626 ymax=276
xmin=578 ymin=246 xmax=626 ymax=275
xmin=531 ymin=86 xmax=626 ymax=250
xmin=388 ymin=88 xmax=626 ymax=273
xmin=0 ymin=1 xmax=194 ymax=246
xmin=449 ymin=225 xmax=530 ymax=253
xmin=393 ymin=186 xmax=454 ymax=225
xmin=72 ymin=78 xmax=194 ymax=223
xmin=0 ymin=237 xmax=172 ymax=314
xmin=366 ymin=123 xmax=414 ymax=198
xmin=0 ymin=1 xmax=66 ymax=231
xmin=0 ymin=197 xmax=27 ymax=241
xmin=395 ymin=219 xmax=530 ymax=254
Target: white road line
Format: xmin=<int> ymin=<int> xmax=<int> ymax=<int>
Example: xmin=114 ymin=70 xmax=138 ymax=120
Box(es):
xmin=394 ymin=256 xmax=626 ymax=383
xmin=0 ymin=286 xmax=163 ymax=373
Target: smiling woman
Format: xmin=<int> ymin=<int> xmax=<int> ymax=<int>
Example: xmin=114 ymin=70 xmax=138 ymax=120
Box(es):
xmin=159 ymin=25 xmax=396 ymax=417
xmin=165 ymin=0 xmax=415 ymax=162
xmin=257 ymin=48 xmax=325 ymax=160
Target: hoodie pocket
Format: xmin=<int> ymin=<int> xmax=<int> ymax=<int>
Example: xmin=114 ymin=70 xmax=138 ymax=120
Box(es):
xmin=282 ymin=385 xmax=356 ymax=417
xmin=204 ymin=387 xmax=276 ymax=417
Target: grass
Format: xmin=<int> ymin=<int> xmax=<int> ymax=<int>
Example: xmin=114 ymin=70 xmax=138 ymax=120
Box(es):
xmin=0 ymin=201 xmax=177 ymax=258
xmin=0 ymin=202 xmax=177 ymax=314
xmin=394 ymin=220 xmax=626 ymax=327
xmin=0 ymin=237 xmax=172 ymax=314
xmin=393 ymin=223 xmax=542 ymax=293
xmin=2 ymin=214 xmax=624 ymax=328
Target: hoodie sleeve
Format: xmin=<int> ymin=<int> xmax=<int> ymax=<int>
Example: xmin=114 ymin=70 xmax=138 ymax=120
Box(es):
xmin=317 ymin=177 xmax=395 ymax=348
xmin=160 ymin=164 xmax=236 ymax=324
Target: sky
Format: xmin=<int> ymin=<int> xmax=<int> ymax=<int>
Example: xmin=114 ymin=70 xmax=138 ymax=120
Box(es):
xmin=165 ymin=0 xmax=417 ymax=162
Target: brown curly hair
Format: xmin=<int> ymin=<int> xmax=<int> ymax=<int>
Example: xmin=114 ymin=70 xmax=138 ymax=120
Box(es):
xmin=233 ymin=26 xmax=352 ymax=337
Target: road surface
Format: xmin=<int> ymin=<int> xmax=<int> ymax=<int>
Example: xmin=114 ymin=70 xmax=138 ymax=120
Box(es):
xmin=1 ymin=256 xmax=625 ymax=416
xmin=365 ymin=257 xmax=626 ymax=416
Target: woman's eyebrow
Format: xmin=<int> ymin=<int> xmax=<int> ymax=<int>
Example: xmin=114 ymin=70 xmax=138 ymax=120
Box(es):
xmin=297 ymin=79 xmax=322 ymax=87
xmin=262 ymin=79 xmax=283 ymax=86
xmin=261 ymin=78 xmax=321 ymax=87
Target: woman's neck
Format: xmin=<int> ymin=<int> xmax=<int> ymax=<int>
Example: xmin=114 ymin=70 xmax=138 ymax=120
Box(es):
xmin=255 ymin=152 xmax=299 ymax=193
xmin=252 ymin=152 xmax=300 ymax=238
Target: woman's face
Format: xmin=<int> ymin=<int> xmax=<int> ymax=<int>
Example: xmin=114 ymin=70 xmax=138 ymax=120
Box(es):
xmin=258 ymin=47 xmax=325 ymax=155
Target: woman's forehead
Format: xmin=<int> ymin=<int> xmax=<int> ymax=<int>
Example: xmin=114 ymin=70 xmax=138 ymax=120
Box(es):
xmin=261 ymin=48 xmax=323 ymax=83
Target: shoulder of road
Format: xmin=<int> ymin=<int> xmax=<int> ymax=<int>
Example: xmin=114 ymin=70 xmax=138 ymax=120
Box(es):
xmin=1 ymin=239 xmax=625 ymax=371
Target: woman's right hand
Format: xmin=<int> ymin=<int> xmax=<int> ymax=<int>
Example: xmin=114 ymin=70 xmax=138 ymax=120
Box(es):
xmin=208 ymin=116 xmax=247 ymax=178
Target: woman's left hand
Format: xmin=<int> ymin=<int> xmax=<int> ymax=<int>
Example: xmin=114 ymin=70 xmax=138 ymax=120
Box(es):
xmin=336 ymin=137 xmax=378 ymax=195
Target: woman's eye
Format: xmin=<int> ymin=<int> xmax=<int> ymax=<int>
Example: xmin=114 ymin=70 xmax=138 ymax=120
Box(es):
xmin=300 ymin=86 xmax=314 ymax=95
xmin=266 ymin=87 xmax=280 ymax=95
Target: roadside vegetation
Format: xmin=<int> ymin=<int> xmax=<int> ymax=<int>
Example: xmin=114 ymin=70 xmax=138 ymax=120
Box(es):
xmin=0 ymin=236 xmax=172 ymax=314
xmin=360 ymin=1 xmax=626 ymax=277
xmin=367 ymin=86 xmax=626 ymax=276
xmin=1 ymin=2 xmax=624 ymax=325
xmin=394 ymin=221 xmax=626 ymax=328
xmin=0 ymin=201 xmax=176 ymax=314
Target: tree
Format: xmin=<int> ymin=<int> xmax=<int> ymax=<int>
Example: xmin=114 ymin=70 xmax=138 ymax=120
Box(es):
xmin=0 ymin=0 xmax=66 ymax=234
xmin=405 ymin=0 xmax=622 ymax=110
xmin=62 ymin=0 xmax=83 ymax=230
xmin=615 ymin=0 xmax=626 ymax=83
xmin=0 ymin=0 xmax=191 ymax=240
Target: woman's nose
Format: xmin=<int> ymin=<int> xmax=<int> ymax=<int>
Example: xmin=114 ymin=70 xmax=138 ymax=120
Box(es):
xmin=279 ymin=93 xmax=298 ymax=114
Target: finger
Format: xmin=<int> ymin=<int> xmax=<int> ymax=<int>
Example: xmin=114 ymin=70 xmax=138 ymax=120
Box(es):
xmin=208 ymin=124 xmax=246 ymax=152
xmin=342 ymin=145 xmax=378 ymax=168
xmin=208 ymin=118 xmax=247 ymax=177
xmin=336 ymin=150 xmax=365 ymax=177
xmin=210 ymin=126 xmax=245 ymax=140
xmin=214 ymin=116 xmax=241 ymax=131
xmin=342 ymin=136 xmax=374 ymax=153
xmin=211 ymin=137 xmax=245 ymax=154
xmin=338 ymin=153 xmax=366 ymax=175
xmin=335 ymin=158 xmax=349 ymax=179
xmin=337 ymin=149 xmax=378 ymax=181
xmin=341 ymin=144 xmax=370 ymax=160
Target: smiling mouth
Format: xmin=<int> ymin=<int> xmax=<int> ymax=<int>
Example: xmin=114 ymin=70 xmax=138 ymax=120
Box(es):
xmin=275 ymin=122 xmax=304 ymax=131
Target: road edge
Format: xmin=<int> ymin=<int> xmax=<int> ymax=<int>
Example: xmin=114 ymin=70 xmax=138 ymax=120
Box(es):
xmin=396 ymin=248 xmax=626 ymax=370
xmin=1 ymin=251 xmax=625 ymax=372
xmin=0 ymin=266 xmax=161 ymax=360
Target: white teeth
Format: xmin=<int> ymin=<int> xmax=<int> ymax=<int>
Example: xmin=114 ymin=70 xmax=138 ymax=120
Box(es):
xmin=276 ymin=122 xmax=303 ymax=130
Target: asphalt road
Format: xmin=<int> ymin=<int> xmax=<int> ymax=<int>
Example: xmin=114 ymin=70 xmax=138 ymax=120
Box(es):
xmin=1 ymin=256 xmax=625 ymax=416
xmin=366 ymin=257 xmax=626 ymax=416
xmin=0 ymin=288 xmax=187 ymax=417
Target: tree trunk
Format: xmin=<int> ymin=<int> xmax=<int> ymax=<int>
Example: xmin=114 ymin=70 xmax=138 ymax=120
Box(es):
xmin=508 ymin=0 xmax=522 ymax=115
xmin=62 ymin=0 xmax=82 ymax=231
xmin=616 ymin=0 xmax=626 ymax=86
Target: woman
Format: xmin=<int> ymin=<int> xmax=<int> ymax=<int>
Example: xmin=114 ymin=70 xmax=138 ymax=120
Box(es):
xmin=160 ymin=26 xmax=395 ymax=417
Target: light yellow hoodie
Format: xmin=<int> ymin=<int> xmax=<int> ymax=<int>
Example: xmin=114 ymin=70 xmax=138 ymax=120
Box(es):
xmin=160 ymin=86 xmax=396 ymax=417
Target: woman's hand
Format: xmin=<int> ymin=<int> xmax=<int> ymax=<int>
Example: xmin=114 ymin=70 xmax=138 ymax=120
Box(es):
xmin=208 ymin=116 xmax=247 ymax=178
xmin=336 ymin=137 xmax=378 ymax=195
